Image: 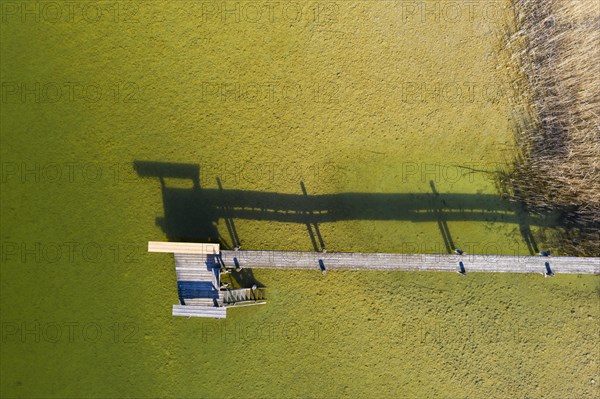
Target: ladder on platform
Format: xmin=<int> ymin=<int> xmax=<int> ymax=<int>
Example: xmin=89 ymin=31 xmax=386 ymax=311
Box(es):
xmin=222 ymin=288 xmax=267 ymax=306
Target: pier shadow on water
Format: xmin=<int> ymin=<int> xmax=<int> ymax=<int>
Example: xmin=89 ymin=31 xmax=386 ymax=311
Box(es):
xmin=134 ymin=161 xmax=559 ymax=253
xmin=228 ymin=268 xmax=263 ymax=289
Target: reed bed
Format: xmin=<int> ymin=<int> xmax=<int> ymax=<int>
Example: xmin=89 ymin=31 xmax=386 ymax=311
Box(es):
xmin=500 ymin=0 xmax=600 ymax=255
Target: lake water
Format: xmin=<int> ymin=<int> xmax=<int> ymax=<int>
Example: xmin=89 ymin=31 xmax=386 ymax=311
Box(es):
xmin=1 ymin=1 xmax=598 ymax=398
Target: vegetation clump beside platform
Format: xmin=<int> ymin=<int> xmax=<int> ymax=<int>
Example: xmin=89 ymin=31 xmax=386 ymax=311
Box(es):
xmin=501 ymin=0 xmax=600 ymax=255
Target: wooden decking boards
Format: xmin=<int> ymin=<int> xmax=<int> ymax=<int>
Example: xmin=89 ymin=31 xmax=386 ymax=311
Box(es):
xmin=173 ymin=253 xmax=222 ymax=311
xmin=174 ymin=253 xmax=219 ymax=285
xmin=150 ymin=244 xmax=267 ymax=319
xmin=218 ymin=250 xmax=600 ymax=275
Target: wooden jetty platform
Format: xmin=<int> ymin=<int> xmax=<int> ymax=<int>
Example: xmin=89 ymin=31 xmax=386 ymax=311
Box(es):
xmin=149 ymin=241 xmax=599 ymax=319
xmin=148 ymin=241 xmax=267 ymax=319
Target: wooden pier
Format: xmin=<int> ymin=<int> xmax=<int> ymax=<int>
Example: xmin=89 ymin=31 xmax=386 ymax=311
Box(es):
xmin=149 ymin=241 xmax=599 ymax=319
xmin=149 ymin=241 xmax=267 ymax=319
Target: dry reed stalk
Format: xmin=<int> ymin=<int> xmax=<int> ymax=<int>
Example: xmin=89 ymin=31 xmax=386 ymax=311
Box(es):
xmin=500 ymin=0 xmax=600 ymax=255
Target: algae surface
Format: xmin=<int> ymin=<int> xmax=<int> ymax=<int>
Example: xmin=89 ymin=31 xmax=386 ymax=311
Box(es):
xmin=1 ymin=1 xmax=598 ymax=398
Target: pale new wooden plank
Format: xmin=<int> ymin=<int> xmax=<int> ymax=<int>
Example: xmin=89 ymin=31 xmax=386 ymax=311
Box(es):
xmin=148 ymin=241 xmax=219 ymax=254
xmin=172 ymin=305 xmax=227 ymax=318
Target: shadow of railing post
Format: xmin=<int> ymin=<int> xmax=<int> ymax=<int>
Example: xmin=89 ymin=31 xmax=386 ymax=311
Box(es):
xmin=217 ymin=177 xmax=240 ymax=250
xmin=430 ymin=180 xmax=456 ymax=254
xmin=301 ymin=181 xmax=326 ymax=252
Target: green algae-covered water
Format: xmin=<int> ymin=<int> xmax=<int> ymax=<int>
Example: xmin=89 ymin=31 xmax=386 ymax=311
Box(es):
xmin=1 ymin=1 xmax=598 ymax=398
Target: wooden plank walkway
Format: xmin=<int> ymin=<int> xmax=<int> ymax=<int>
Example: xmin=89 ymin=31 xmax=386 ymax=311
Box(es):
xmin=218 ymin=250 xmax=600 ymax=275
